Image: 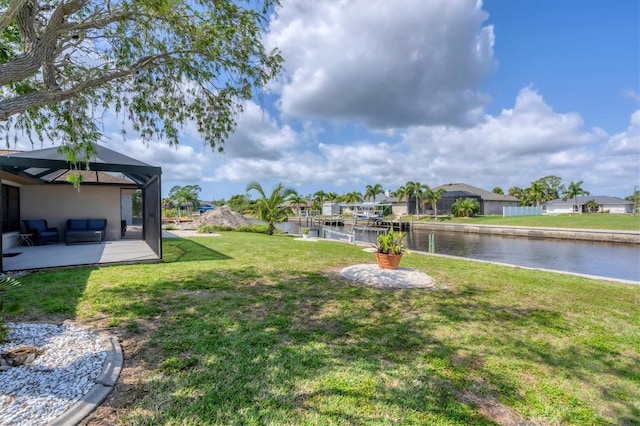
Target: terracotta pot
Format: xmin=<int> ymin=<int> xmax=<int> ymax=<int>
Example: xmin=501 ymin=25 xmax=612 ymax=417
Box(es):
xmin=376 ymin=252 xmax=403 ymax=270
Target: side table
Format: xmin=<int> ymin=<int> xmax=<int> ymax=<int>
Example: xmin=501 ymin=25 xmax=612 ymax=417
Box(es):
xmin=17 ymin=233 xmax=33 ymax=246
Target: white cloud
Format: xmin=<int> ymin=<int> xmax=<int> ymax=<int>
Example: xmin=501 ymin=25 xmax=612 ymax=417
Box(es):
xmin=603 ymin=110 xmax=640 ymax=155
xmin=222 ymin=102 xmax=299 ymax=160
xmin=293 ymin=87 xmax=606 ymax=192
xmin=266 ymin=0 xmax=496 ymax=128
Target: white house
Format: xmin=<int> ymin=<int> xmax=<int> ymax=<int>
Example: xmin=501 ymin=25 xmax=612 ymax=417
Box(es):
xmin=544 ymin=196 xmax=634 ymax=214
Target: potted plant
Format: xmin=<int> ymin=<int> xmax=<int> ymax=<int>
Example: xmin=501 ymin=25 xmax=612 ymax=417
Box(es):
xmin=302 ymin=227 xmax=310 ymax=239
xmin=374 ymin=230 xmax=407 ymax=269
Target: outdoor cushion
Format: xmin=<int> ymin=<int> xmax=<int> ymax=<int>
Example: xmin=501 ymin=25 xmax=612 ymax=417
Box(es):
xmin=24 ymin=219 xmax=46 ymax=232
xmin=87 ymin=219 xmax=106 ymax=231
xmin=23 ymin=219 xmax=59 ymax=245
xmin=67 ymin=219 xmax=87 ymax=231
xmin=65 ymin=218 xmax=107 ymax=243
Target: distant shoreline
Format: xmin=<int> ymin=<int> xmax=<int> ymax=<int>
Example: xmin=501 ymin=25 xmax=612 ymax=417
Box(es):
xmin=288 ymin=217 xmax=640 ymax=245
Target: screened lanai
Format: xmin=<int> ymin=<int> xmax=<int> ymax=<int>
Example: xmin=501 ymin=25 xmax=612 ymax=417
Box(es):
xmin=0 ymin=145 xmax=162 ymax=272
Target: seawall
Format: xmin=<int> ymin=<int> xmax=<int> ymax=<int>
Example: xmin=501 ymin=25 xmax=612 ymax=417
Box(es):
xmin=409 ymin=222 xmax=640 ymax=245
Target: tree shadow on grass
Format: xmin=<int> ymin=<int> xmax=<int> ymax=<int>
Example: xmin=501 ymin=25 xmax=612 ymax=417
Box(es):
xmin=84 ymin=261 xmax=637 ymax=425
xmin=162 ymin=237 xmax=232 ymax=262
xmin=82 ymin=268 xmax=595 ymax=424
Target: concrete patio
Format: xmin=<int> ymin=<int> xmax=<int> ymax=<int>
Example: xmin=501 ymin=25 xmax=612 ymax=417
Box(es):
xmin=2 ymin=239 xmax=159 ymax=271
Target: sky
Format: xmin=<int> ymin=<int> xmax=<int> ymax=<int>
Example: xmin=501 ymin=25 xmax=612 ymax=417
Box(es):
xmin=15 ymin=0 xmax=640 ymax=201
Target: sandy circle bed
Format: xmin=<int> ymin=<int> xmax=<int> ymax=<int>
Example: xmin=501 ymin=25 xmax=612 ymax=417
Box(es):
xmin=340 ymin=264 xmax=434 ymax=289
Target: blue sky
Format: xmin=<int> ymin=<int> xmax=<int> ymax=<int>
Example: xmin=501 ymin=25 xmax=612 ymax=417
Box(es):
xmin=20 ymin=0 xmax=640 ymax=201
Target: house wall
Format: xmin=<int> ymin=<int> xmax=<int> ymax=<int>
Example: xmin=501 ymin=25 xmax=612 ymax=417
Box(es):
xmin=545 ymin=205 xmax=575 ymax=215
xmin=392 ymin=204 xmax=408 ymax=217
xmin=546 ymin=203 xmax=632 ymax=214
xmin=602 ymin=204 xmax=633 ymax=214
xmin=21 ymin=185 xmax=123 ymax=240
xmin=321 ymin=203 xmax=341 ymax=216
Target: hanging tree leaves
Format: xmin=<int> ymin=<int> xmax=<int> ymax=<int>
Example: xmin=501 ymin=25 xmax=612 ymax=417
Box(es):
xmin=0 ymin=0 xmax=283 ymax=158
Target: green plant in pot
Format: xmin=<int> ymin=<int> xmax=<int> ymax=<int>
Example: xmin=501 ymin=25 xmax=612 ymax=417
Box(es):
xmin=302 ymin=227 xmax=310 ymax=238
xmin=374 ymin=230 xmax=407 ymax=269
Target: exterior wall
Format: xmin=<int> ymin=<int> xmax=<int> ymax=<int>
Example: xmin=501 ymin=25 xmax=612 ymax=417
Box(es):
xmin=546 ymin=203 xmax=632 ymax=214
xmin=392 ymin=204 xmax=408 ymax=217
xmin=2 ymin=232 xmax=18 ymax=249
xmin=602 ymin=204 xmax=633 ymax=214
xmin=545 ymin=205 xmax=575 ymax=215
xmin=21 ymin=185 xmax=123 ymax=240
xmin=322 ymin=203 xmax=341 ymax=216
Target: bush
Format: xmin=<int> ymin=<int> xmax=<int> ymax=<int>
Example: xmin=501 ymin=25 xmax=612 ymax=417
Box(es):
xmin=197 ymin=224 xmax=271 ymax=234
xmin=0 ymin=275 xmax=22 ymax=342
xmin=198 ymin=224 xmax=233 ymax=233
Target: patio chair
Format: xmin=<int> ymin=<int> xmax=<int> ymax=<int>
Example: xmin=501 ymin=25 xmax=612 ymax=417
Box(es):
xmin=23 ymin=219 xmax=60 ymax=245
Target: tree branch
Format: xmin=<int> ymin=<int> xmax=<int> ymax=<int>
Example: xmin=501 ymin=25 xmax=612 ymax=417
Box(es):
xmin=0 ymin=0 xmax=87 ymax=87
xmin=0 ymin=51 xmax=184 ymax=120
xmin=0 ymin=0 xmax=28 ymax=33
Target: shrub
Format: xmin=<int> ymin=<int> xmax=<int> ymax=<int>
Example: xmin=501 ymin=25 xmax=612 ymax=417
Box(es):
xmin=0 ymin=275 xmax=22 ymax=342
xmin=197 ymin=224 xmax=271 ymax=234
xmin=198 ymin=224 xmax=232 ymax=233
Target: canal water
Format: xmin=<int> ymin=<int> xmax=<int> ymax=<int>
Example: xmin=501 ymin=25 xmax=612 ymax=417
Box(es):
xmin=280 ymin=222 xmax=640 ymax=282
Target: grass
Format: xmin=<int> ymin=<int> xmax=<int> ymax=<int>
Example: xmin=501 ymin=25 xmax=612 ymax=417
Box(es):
xmin=7 ymin=233 xmax=640 ymax=425
xmin=408 ymin=214 xmax=640 ymax=231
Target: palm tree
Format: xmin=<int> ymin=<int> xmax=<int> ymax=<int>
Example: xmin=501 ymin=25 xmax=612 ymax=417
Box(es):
xmin=393 ymin=185 xmax=409 ymax=217
xmin=424 ymin=187 xmax=446 ymax=221
xmin=364 ymin=183 xmax=384 ymax=203
xmin=492 ymin=187 xmax=504 ymax=195
xmin=451 ymin=198 xmax=480 ymax=218
xmin=313 ymin=190 xmax=328 ymax=214
xmin=509 ymin=186 xmax=525 ymax=203
xmin=405 ymin=181 xmax=429 ymax=217
xmin=393 ymin=185 xmax=408 ymax=202
xmin=168 ymin=184 xmax=201 ymax=219
xmin=246 ymin=182 xmax=296 ymax=235
xmin=523 ymin=181 xmax=545 ymax=206
xmin=584 ymin=199 xmax=599 ymax=213
xmin=563 ymin=180 xmax=590 ymax=214
xmin=327 ymin=191 xmax=340 ymax=216
xmin=287 ymin=193 xmax=306 ymax=217
xmin=342 ymin=190 xmax=363 ymax=204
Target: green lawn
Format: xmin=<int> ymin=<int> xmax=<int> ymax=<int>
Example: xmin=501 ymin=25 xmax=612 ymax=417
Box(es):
xmin=8 ymin=233 xmax=640 ymax=425
xmin=411 ymin=214 xmax=640 ymax=231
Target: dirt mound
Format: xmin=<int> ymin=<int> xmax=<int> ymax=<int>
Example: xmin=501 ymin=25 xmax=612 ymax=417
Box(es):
xmin=194 ymin=206 xmax=251 ymax=228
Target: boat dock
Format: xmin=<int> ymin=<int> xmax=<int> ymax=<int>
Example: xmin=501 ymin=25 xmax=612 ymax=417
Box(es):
xmin=293 ymin=216 xmax=411 ymax=231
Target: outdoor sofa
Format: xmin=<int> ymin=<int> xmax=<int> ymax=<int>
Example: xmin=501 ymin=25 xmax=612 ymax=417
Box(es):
xmin=23 ymin=219 xmax=60 ymax=245
xmin=65 ymin=218 xmax=107 ymax=244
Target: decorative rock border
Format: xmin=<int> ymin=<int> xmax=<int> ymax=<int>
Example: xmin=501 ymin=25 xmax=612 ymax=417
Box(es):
xmin=48 ymin=326 xmax=122 ymax=426
xmin=0 ymin=321 xmax=122 ymax=426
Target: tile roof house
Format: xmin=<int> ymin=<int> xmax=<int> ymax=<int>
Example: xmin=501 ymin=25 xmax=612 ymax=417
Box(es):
xmin=544 ymin=196 xmax=633 ymax=214
xmin=433 ymin=183 xmax=520 ymax=215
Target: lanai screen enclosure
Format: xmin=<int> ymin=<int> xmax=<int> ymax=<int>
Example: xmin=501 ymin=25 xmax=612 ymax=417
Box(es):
xmin=0 ymin=145 xmax=162 ymax=272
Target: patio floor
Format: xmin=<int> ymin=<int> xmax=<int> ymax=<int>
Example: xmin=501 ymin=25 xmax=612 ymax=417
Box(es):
xmin=2 ymin=239 xmax=159 ymax=271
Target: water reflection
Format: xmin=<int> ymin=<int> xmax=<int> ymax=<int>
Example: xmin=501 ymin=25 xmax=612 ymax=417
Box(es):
xmin=279 ymin=221 xmax=639 ymax=282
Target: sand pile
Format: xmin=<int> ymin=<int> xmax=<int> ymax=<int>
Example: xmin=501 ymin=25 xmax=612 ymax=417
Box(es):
xmin=194 ymin=206 xmax=251 ymax=228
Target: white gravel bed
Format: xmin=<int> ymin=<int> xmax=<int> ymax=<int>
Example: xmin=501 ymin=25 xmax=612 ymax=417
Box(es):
xmin=0 ymin=323 xmax=107 ymax=426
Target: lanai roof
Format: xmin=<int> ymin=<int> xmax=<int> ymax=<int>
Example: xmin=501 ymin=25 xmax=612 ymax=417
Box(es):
xmin=0 ymin=145 xmax=161 ymax=186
